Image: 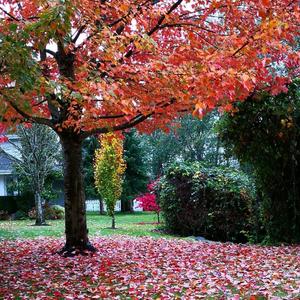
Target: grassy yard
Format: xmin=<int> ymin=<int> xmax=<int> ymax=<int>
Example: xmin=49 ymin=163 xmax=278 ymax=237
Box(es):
xmin=0 ymin=212 xmax=172 ymax=240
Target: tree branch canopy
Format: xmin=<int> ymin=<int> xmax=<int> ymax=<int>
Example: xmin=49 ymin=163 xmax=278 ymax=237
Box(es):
xmin=0 ymin=0 xmax=298 ymax=137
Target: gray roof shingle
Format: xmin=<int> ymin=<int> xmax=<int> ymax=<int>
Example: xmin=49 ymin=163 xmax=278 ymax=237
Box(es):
xmin=0 ymin=151 xmax=13 ymax=172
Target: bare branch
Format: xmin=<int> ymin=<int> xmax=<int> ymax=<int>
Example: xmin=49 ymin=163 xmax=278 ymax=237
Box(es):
xmin=72 ymin=25 xmax=86 ymax=44
xmin=0 ymin=7 xmax=20 ymax=21
xmin=45 ymin=49 xmax=57 ymax=57
xmin=81 ymin=112 xmax=152 ymax=139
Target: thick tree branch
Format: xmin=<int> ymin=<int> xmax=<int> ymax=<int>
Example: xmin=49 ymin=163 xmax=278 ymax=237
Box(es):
xmin=72 ymin=25 xmax=86 ymax=44
xmin=45 ymin=49 xmax=57 ymax=57
xmin=0 ymin=7 xmax=19 ymax=21
xmin=0 ymin=93 xmax=54 ymax=128
xmin=148 ymin=0 xmax=184 ymax=36
xmin=81 ymin=97 xmax=177 ymax=139
xmin=93 ymin=114 xmax=127 ymax=120
xmin=81 ymin=112 xmax=152 ymax=139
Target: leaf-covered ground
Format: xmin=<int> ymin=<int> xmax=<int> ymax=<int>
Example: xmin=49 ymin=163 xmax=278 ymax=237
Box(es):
xmin=0 ymin=237 xmax=299 ymax=299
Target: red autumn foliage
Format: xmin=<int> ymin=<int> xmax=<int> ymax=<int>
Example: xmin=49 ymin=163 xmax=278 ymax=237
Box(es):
xmin=0 ymin=1 xmax=298 ymax=133
xmin=0 ymin=237 xmax=300 ymax=299
xmin=137 ymin=193 xmax=160 ymax=212
xmin=0 ymin=0 xmax=298 ymax=251
xmin=136 ymin=181 xmax=160 ymax=213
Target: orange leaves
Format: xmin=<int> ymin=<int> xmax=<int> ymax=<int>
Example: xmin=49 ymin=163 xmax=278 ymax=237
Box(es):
xmin=261 ymin=0 xmax=271 ymax=7
xmin=0 ymin=0 xmax=298 ymax=134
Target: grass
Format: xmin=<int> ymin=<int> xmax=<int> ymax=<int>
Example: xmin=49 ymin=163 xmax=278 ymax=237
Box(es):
xmin=0 ymin=212 xmax=173 ymax=240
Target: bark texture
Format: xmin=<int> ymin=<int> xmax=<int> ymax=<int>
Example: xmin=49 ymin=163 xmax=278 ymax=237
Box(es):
xmin=34 ymin=191 xmax=45 ymax=225
xmin=59 ymin=134 xmax=96 ymax=255
xmin=112 ymin=214 xmax=116 ymax=229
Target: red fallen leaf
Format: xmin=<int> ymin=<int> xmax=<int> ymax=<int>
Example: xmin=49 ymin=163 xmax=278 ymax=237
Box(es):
xmin=53 ymin=291 xmax=62 ymax=297
xmin=0 ymin=136 xmax=8 ymax=143
xmin=0 ymin=237 xmax=300 ymax=299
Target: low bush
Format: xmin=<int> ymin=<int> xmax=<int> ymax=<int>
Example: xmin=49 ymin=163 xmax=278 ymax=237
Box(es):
xmin=46 ymin=205 xmax=64 ymax=220
xmin=158 ymin=162 xmax=256 ymax=242
xmin=28 ymin=204 xmax=65 ymax=220
xmin=0 ymin=210 xmax=10 ymax=220
xmin=0 ymin=196 xmax=18 ymax=214
xmin=14 ymin=210 xmax=28 ymax=220
xmin=16 ymin=192 xmax=35 ymax=213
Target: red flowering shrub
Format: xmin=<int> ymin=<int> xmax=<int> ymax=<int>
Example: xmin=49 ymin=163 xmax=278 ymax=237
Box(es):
xmin=136 ymin=181 xmax=161 ymax=223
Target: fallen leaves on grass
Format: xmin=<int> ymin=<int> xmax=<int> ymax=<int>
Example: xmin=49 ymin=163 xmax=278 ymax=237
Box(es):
xmin=0 ymin=237 xmax=300 ymax=299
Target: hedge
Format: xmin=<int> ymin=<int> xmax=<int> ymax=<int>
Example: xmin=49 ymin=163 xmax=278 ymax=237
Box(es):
xmin=158 ymin=162 xmax=256 ymax=242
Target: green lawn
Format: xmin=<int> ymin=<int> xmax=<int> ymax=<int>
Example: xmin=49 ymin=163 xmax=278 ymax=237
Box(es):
xmin=0 ymin=212 xmax=173 ymax=240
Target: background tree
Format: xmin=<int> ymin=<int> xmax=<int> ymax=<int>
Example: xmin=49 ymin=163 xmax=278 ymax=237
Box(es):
xmin=9 ymin=124 xmax=61 ymax=225
xmin=0 ymin=0 xmax=297 ymax=254
xmin=94 ymin=133 xmax=126 ymax=229
xmin=82 ymin=136 xmax=105 ymax=214
xmin=144 ymin=114 xmax=222 ymax=177
xmin=217 ymin=80 xmax=300 ymax=243
xmin=82 ymin=136 xmax=99 ymax=199
xmin=122 ymin=130 xmax=148 ymax=212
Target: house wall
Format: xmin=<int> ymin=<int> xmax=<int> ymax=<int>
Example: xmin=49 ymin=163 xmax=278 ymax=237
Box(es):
xmin=0 ymin=175 xmax=7 ymax=196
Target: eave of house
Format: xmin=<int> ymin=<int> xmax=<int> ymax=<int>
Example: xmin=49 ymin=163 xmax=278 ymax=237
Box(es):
xmin=0 ymin=170 xmax=12 ymax=175
xmin=0 ymin=135 xmax=21 ymax=161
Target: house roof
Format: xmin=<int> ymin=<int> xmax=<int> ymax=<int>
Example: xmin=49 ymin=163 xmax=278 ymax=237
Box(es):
xmin=0 ymin=135 xmax=20 ymax=175
xmin=0 ymin=150 xmax=13 ymax=175
xmin=0 ymin=135 xmax=21 ymax=160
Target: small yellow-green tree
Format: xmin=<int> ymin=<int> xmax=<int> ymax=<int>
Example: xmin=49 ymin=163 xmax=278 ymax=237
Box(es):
xmin=94 ymin=133 xmax=126 ymax=229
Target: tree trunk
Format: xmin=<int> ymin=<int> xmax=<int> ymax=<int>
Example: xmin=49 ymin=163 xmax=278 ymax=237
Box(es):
xmin=112 ymin=213 xmax=116 ymax=229
xmin=99 ymin=199 xmax=105 ymax=215
xmin=129 ymin=199 xmax=134 ymax=213
xmin=121 ymin=197 xmax=132 ymax=212
xmin=35 ymin=191 xmax=45 ymax=225
xmin=59 ymin=134 xmax=96 ymax=255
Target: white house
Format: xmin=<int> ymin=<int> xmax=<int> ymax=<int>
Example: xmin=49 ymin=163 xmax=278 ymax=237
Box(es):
xmin=0 ymin=135 xmax=21 ymax=196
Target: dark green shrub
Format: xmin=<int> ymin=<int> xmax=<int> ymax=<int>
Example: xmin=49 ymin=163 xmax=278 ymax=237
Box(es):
xmin=14 ymin=210 xmax=28 ymax=220
xmin=217 ymin=80 xmax=300 ymax=243
xmin=0 ymin=193 xmax=34 ymax=215
xmin=0 ymin=210 xmax=10 ymax=220
xmin=158 ymin=162 xmax=256 ymax=242
xmin=16 ymin=191 xmax=35 ymax=213
xmin=0 ymin=196 xmax=18 ymax=214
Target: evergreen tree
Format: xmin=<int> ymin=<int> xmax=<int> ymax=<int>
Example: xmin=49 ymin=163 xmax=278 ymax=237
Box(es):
xmin=82 ymin=136 xmax=99 ymax=199
xmin=122 ymin=130 xmax=148 ymax=212
xmin=144 ymin=113 xmax=222 ymax=178
xmin=217 ymin=80 xmax=300 ymax=243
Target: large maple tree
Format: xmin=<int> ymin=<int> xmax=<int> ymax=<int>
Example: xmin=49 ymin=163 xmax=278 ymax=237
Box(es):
xmin=0 ymin=0 xmax=298 ymax=254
